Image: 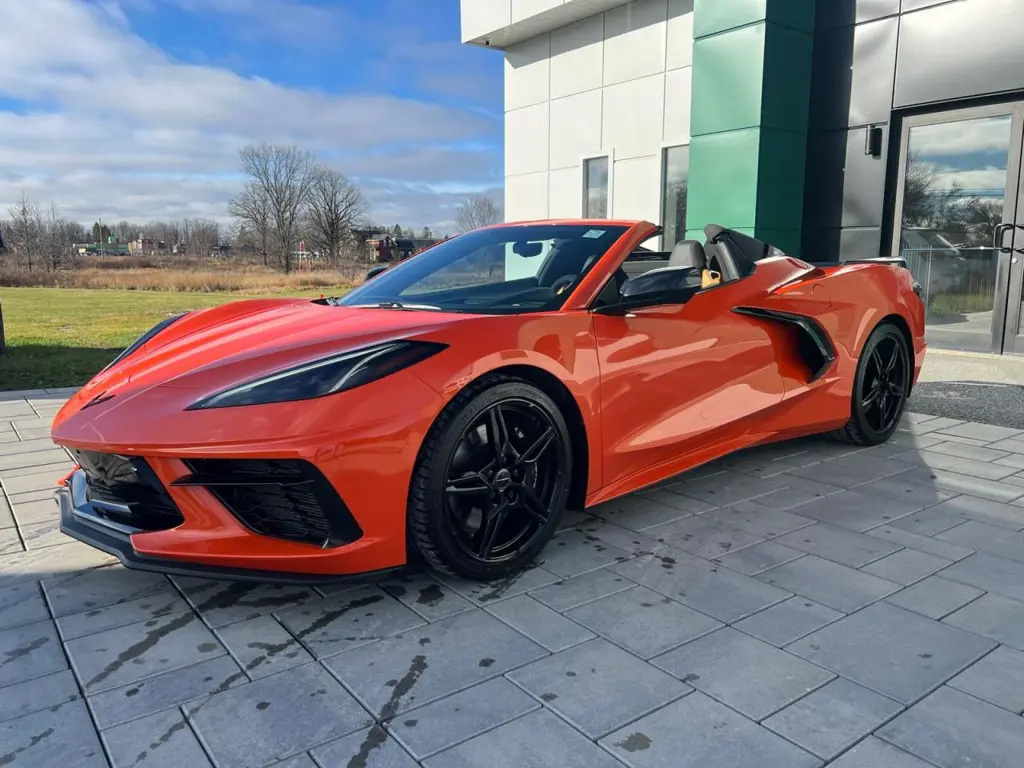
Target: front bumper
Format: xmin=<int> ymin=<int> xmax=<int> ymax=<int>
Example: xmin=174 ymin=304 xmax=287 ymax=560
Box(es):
xmin=56 ymin=469 xmax=401 ymax=585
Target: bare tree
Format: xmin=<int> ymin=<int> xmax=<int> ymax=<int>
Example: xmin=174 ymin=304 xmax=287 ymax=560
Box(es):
xmin=455 ymin=195 xmax=502 ymax=233
xmin=229 ymin=183 xmax=272 ymax=265
xmin=305 ymin=167 xmax=367 ymax=265
xmin=234 ymin=143 xmax=317 ymax=273
xmin=187 ymin=219 xmax=220 ymax=259
xmin=6 ymin=192 xmax=42 ymax=271
xmin=113 ymin=220 xmax=141 ymax=243
xmin=39 ymin=203 xmax=79 ymax=272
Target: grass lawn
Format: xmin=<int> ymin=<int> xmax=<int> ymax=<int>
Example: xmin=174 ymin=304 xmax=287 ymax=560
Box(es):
xmin=0 ymin=287 xmax=329 ymax=391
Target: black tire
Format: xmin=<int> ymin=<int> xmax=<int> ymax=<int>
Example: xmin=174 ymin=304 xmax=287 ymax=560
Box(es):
xmin=408 ymin=374 xmax=573 ymax=581
xmin=829 ymin=322 xmax=911 ymax=446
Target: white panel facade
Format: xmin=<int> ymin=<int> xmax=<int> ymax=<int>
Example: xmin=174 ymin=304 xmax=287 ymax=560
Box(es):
xmin=499 ymin=0 xmax=694 ymax=224
xmin=512 ymin=0 xmax=562 ymax=23
xmin=462 ymin=0 xmax=512 ymax=43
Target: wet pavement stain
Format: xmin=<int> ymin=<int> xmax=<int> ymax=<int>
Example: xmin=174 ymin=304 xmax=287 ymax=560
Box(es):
xmin=416 ymin=584 xmax=444 ymax=606
xmin=478 ymin=658 xmax=495 ymax=668
xmin=294 ymin=594 xmax=385 ymax=641
xmin=615 ymin=732 xmax=652 ymax=752
xmin=84 ymin=612 xmax=197 ymax=690
xmin=541 ymin=693 xmax=558 ymax=702
xmin=0 ymin=726 xmax=54 ymax=766
xmin=346 ymin=654 xmax=428 ymax=768
xmin=418 ymin=637 xmax=431 ymax=647
xmin=243 ymin=636 xmax=302 ymax=672
xmin=196 ymin=642 xmax=219 ymax=653
xmin=256 ymin=701 xmax=271 ymax=711
xmin=476 ymin=573 xmax=524 ymax=603
xmin=403 ymin=719 xmax=418 ymax=727
xmin=189 ymin=581 xmax=312 ymax=617
xmin=0 ymin=636 xmax=49 ymax=667
xmin=682 ymin=673 xmax=700 ymax=683
xmin=128 ymin=717 xmax=187 ymax=768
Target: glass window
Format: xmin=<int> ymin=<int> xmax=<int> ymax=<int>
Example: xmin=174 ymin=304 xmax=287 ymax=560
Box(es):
xmin=338 ymin=223 xmax=629 ymax=314
xmin=583 ymin=156 xmax=609 ymax=218
xmin=661 ymin=145 xmax=689 ymax=247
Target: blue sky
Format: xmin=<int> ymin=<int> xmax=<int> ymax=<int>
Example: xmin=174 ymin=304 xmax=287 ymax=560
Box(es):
xmin=0 ymin=0 xmax=504 ymax=233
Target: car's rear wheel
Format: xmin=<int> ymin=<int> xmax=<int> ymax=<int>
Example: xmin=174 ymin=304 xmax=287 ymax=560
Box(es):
xmin=829 ymin=322 xmax=911 ymax=446
xmin=409 ymin=375 xmax=572 ymax=580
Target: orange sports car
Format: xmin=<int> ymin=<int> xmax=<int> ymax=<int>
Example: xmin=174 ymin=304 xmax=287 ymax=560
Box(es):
xmin=52 ymin=221 xmax=926 ymax=583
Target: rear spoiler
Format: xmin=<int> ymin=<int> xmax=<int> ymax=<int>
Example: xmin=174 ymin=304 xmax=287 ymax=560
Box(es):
xmin=809 ymin=256 xmax=909 ymax=269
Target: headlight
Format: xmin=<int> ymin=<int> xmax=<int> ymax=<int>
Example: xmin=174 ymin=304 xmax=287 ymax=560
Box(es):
xmin=103 ymin=314 xmax=187 ymax=372
xmin=187 ymin=340 xmax=446 ymax=410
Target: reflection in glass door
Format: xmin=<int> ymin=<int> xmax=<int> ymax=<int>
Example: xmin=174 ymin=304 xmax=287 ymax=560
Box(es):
xmin=891 ymin=103 xmax=1024 ymax=354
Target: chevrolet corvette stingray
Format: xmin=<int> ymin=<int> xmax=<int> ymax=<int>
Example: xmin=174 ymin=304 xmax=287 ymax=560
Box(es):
xmin=51 ymin=221 xmax=926 ymax=582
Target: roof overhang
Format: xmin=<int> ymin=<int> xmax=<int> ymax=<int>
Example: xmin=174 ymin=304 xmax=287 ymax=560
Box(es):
xmin=462 ymin=0 xmax=633 ymax=49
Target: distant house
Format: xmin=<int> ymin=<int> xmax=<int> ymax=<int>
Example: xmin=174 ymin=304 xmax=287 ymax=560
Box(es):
xmin=128 ymin=238 xmax=168 ymax=255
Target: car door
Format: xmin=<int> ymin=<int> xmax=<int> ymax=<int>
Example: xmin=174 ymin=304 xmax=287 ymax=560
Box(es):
xmin=593 ymin=273 xmax=787 ymax=490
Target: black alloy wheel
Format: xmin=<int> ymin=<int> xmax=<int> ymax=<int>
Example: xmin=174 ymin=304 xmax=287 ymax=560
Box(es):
xmin=409 ymin=376 xmax=572 ymax=580
xmin=830 ymin=322 xmax=911 ymax=445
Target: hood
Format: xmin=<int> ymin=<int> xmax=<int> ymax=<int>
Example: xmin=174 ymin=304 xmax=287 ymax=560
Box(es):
xmin=70 ymin=298 xmax=472 ymax=405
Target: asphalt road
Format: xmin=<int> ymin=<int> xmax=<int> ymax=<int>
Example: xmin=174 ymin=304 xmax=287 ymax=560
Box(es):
xmin=909 ymin=380 xmax=1024 ymax=429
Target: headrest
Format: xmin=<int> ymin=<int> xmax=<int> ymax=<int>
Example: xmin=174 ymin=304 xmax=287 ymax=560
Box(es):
xmin=668 ymin=240 xmax=707 ymax=270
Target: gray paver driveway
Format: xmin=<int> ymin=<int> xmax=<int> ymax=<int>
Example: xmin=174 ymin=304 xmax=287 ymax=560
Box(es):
xmin=3 ymin=389 xmax=1024 ymax=767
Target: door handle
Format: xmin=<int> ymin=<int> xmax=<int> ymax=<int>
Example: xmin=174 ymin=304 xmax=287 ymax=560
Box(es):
xmin=994 ymin=223 xmax=1014 ymax=253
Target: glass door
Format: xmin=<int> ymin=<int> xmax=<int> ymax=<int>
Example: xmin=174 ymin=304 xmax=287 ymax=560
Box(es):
xmin=890 ymin=102 xmax=1024 ymax=354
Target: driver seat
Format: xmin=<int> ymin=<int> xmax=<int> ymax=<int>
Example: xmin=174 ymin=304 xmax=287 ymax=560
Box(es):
xmin=669 ymin=240 xmax=721 ymax=289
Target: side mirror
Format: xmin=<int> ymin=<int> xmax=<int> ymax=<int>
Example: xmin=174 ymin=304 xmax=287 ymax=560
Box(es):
xmin=596 ymin=266 xmax=701 ymax=314
xmin=365 ymin=265 xmax=389 ymax=282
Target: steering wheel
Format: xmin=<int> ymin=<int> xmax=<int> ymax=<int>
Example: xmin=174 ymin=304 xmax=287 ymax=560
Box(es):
xmin=550 ymin=274 xmax=577 ymax=295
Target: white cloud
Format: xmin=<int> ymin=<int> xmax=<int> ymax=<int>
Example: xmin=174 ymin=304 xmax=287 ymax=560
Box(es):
xmin=0 ymin=0 xmax=502 ymax=232
xmin=910 ymin=114 xmax=1013 ymax=156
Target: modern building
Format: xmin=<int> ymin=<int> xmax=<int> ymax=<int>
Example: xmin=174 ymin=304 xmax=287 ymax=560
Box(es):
xmin=461 ymin=0 xmax=1024 ymax=356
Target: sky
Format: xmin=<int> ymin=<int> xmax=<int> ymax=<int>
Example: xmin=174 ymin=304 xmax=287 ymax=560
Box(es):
xmin=0 ymin=0 xmax=504 ymax=235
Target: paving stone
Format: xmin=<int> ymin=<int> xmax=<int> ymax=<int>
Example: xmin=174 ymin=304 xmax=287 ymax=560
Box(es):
xmin=732 ymin=596 xmax=843 ymax=647
xmin=485 ymin=594 xmax=595 ymax=652
xmin=757 ymin=554 xmax=900 ymax=612
xmin=600 ymin=691 xmax=821 ymax=768
xmin=904 ymin=449 xmax=1020 ymax=481
xmin=786 ymin=453 xmax=915 ymax=488
xmin=927 ymin=493 xmax=1024 ymax=530
xmin=507 ymin=637 xmax=689 ymax=738
xmin=773 ymin=522 xmax=901 ymax=568
xmin=0 ymin=497 xmax=12 ymax=529
xmin=861 ymin=548 xmax=952 ymax=586
xmin=996 ymin=452 xmax=1024 ymax=470
xmin=900 ymin=417 xmax=966 ymax=435
xmin=535 ymin=528 xmax=633 ymax=578
xmin=786 ymin=488 xmax=922 ymax=532
xmin=653 ymin=627 xmax=834 ymax=721
xmin=565 ymin=586 xmax=721 ymax=659
xmin=878 ymin=685 xmax=1024 ymax=768
xmin=714 ymin=540 xmax=805 ymax=575
xmin=669 ymin=470 xmax=791 ymax=506
xmin=947 ymin=645 xmax=1024 ymax=714
xmin=217 ymin=615 xmax=314 ymax=678
xmin=0 ymin=619 xmax=66 ymax=687
xmin=937 ymin=519 xmax=1024 ymax=561
xmin=526 ymin=567 xmax=635 ymax=612
xmin=943 ymin=592 xmax=1024 ymax=650
xmin=275 ymin=585 xmax=425 ymax=659
xmin=88 ymin=654 xmax=246 ymax=730
xmin=185 ymin=662 xmax=372 ymax=768
xmin=697 ymin=500 xmax=816 ymax=537
xmin=0 ymin=447 xmax=68 ymax=472
xmin=645 ymin=513 xmax=764 ymax=560
xmin=989 ymin=436 xmax=1024 ymax=454
xmin=7 ymin=497 xmax=61 ymax=525
xmin=885 ymin=575 xmax=985 ymax=620
xmin=66 ymin=610 xmax=225 ymax=693
xmin=866 ymin=524 xmax=975 ymax=562
xmin=829 ymin=736 xmax=937 ymax=767
xmin=934 ymin=422 xmax=1023 ymax=443
xmin=903 ymin=466 xmax=1024 ymax=503
xmin=435 ymin=565 xmax=560 ymax=605
xmin=612 ymin=548 xmax=792 ymax=622
xmin=428 ymin=708 xmax=625 ymax=768
xmin=1 ymin=459 xmax=73 ymax=478
xmin=173 ymin=577 xmax=320 ymax=628
xmin=0 ymin=526 xmax=23 ymax=554
xmin=43 ymin=564 xmax=172 ymax=617
xmin=386 ymin=677 xmax=539 ymax=759
xmin=57 ymin=592 xmax=192 ymax=641
xmin=0 ymin=699 xmax=106 ymax=767
xmin=571 ymin=517 xmax=666 ymax=555
xmin=0 ymin=400 xmax=36 ymax=418
xmin=925 ymin=440 xmax=1015 ymax=463
xmin=787 ymin=602 xmax=996 ymax=703
xmin=867 ymin=431 xmax=944 ymax=457
xmin=19 ymin=519 xmax=70 ymax=550
xmin=326 ymin=610 xmax=547 ymax=717
xmin=888 ymin=506 xmax=971 ymax=537
xmin=763 ymin=678 xmax=903 ymax=760
xmin=310 ymin=725 xmax=419 ymax=767
xmin=103 ymin=707 xmax=213 ymax=768
xmin=595 ymin=491 xmax=709 ymax=531
xmin=0 ymin=668 xmax=79 ymax=723
xmin=861 ymin=472 xmax=959 ymax=509
xmin=268 ymin=756 xmax=318 ymax=768
xmin=941 ymin=552 xmax=1024 ymax=602
xmin=379 ymin=573 xmax=475 ymax=622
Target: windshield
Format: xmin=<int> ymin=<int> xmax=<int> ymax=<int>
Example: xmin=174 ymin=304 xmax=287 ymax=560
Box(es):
xmin=338 ymin=224 xmax=630 ymax=314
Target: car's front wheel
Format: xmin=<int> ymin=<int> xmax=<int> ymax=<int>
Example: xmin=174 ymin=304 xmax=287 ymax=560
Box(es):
xmin=409 ymin=375 xmax=572 ymax=581
xmin=830 ymin=321 xmax=911 ymax=445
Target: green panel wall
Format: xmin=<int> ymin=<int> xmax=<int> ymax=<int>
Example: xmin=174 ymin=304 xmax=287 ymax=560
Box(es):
xmin=685 ymin=0 xmax=815 ymax=256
